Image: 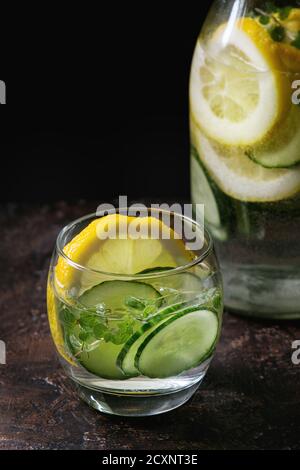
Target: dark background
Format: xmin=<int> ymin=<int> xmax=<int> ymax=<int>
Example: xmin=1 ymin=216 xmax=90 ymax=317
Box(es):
xmin=0 ymin=1 xmax=212 ymax=203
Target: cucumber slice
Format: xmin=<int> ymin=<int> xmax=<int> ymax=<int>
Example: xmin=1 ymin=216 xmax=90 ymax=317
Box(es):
xmin=152 ymin=271 xmax=216 ymax=309
xmin=246 ymin=133 xmax=300 ymax=168
xmin=117 ymin=302 xmax=188 ymax=377
xmin=191 ymin=146 xmax=230 ymax=241
xmin=80 ymin=342 xmax=126 ymax=380
xmin=191 ymin=148 xmax=221 ymax=227
xmin=76 ymin=280 xmax=161 ymax=380
xmin=135 ymin=308 xmax=218 ymax=378
xmin=64 ymin=321 xmax=127 ymax=380
xmin=80 ymin=280 xmax=161 ymax=310
xmin=155 ymin=272 xmax=204 ymax=297
xmin=246 ymin=111 xmax=300 ymax=169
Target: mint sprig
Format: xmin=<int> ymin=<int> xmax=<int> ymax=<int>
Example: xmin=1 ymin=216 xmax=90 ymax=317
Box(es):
xmin=254 ymin=5 xmax=300 ymax=47
xmin=60 ymin=295 xmax=163 ymax=355
xmin=60 ymin=286 xmax=222 ymax=357
xmin=270 ymin=25 xmax=286 ymax=42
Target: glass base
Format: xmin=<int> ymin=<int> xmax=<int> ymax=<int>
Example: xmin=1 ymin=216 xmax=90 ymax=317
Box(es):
xmin=74 ymin=381 xmax=201 ymax=417
xmin=223 ymin=262 xmax=300 ymax=319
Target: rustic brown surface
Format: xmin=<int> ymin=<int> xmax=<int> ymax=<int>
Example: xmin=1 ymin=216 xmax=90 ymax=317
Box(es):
xmin=1 ymin=202 xmax=300 ymax=450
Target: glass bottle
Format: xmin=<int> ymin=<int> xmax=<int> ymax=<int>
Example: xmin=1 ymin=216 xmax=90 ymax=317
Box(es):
xmin=190 ymin=0 xmax=300 ymax=318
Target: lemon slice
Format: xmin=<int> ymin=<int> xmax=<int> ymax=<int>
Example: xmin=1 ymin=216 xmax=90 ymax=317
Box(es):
xmin=190 ymin=18 xmax=290 ymax=145
xmin=191 ymin=119 xmax=300 ymax=202
xmin=55 ymin=214 xmax=184 ymax=295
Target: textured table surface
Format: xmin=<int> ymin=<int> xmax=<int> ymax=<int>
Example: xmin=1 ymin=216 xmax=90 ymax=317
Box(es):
xmin=1 ymin=202 xmax=300 ymax=450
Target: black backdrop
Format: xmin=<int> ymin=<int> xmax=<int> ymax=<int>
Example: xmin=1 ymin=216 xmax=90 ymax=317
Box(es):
xmin=0 ymin=1 xmax=212 ymax=203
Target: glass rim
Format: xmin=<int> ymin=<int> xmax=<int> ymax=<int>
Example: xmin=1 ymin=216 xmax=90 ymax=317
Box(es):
xmin=56 ymin=208 xmax=214 ymax=280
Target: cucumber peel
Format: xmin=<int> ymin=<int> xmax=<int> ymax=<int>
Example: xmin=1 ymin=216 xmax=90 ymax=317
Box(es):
xmin=135 ymin=307 xmax=219 ymax=378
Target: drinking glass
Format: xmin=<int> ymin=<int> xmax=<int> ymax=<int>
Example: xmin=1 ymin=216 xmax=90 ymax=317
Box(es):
xmin=47 ymin=208 xmax=223 ymax=416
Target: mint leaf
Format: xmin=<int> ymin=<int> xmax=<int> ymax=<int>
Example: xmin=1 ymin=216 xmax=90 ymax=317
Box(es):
xmin=124 ymin=296 xmax=145 ymax=310
xmin=105 ymin=316 xmax=136 ymax=345
xmin=61 ymin=307 xmax=76 ymax=326
xmin=270 ymin=26 xmax=285 ymax=42
xmin=259 ymin=15 xmax=270 ymax=25
xmin=212 ymin=291 xmax=222 ymax=311
xmin=142 ymin=304 xmax=157 ymax=317
xmin=93 ymin=322 xmax=108 ymax=339
xmin=78 ymin=314 xmax=98 ymax=331
xmin=79 ymin=331 xmax=90 ymax=342
xmin=279 ymin=6 xmax=292 ymax=20
xmin=109 ymin=329 xmax=131 ymax=345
